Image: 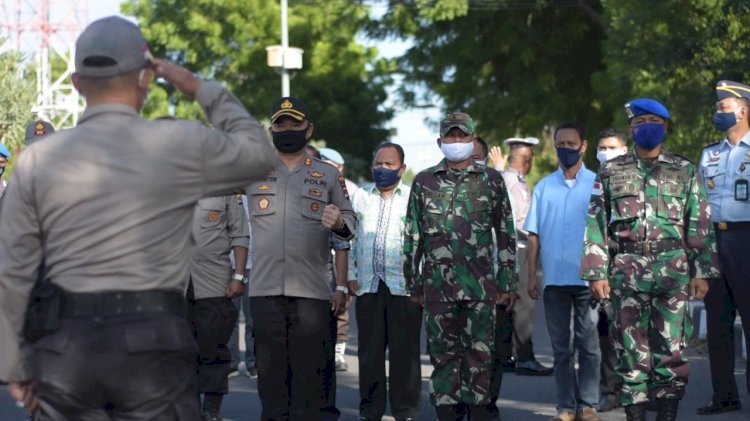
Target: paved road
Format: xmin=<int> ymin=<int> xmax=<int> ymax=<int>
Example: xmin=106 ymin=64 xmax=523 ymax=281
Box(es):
xmin=1 ymin=299 xmax=748 ymax=420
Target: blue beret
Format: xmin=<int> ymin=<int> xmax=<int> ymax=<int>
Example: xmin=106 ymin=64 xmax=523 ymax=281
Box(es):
xmin=0 ymin=143 xmax=10 ymax=158
xmin=624 ymin=98 xmax=671 ymax=121
xmin=716 ymin=80 xmax=750 ymax=101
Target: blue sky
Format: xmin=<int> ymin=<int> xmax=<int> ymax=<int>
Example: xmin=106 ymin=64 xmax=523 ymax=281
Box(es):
xmin=91 ymin=1 xmax=443 ymax=173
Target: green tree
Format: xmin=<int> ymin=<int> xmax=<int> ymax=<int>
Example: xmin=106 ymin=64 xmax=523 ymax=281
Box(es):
xmin=0 ymin=45 xmax=36 ymax=160
xmin=123 ymin=0 xmax=394 ymax=179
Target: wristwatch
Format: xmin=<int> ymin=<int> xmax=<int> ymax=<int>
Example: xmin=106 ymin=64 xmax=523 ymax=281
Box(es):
xmin=335 ymin=285 xmax=348 ymax=294
xmin=232 ymin=273 xmax=245 ymax=282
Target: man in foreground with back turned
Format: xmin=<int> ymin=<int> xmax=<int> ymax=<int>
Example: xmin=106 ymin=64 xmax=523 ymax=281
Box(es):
xmin=0 ymin=15 xmax=277 ymax=419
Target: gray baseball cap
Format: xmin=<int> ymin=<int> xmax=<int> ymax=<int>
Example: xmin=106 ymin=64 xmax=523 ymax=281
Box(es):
xmin=75 ymin=16 xmax=151 ymax=78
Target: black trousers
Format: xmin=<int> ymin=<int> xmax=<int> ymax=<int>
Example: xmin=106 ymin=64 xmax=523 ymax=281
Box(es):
xmin=190 ymin=296 xmax=238 ymax=394
xmin=705 ymin=228 xmax=750 ymax=402
xmin=597 ymin=308 xmax=619 ymax=397
xmin=251 ymin=296 xmax=330 ymax=421
xmin=321 ymin=308 xmax=340 ymax=420
xmin=488 ymin=304 xmax=513 ymax=410
xmin=355 ymin=282 xmax=423 ymax=420
xmin=32 ymin=313 xmax=200 ymax=421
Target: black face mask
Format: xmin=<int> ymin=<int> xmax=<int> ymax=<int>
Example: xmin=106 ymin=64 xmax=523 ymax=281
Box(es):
xmin=272 ymin=128 xmax=308 ymax=153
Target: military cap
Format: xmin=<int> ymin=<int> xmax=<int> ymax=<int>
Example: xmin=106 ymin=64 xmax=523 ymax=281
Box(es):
xmin=319 ymin=147 xmax=345 ymax=165
xmin=24 ymin=120 xmax=55 ymax=146
xmin=440 ymin=112 xmax=475 ymax=137
xmin=624 ymin=98 xmax=671 ymax=121
xmin=716 ymin=80 xmax=750 ymax=101
xmin=75 ymin=16 xmax=151 ymax=78
xmin=270 ymin=96 xmax=309 ymax=122
xmin=503 ymin=137 xmax=539 ymax=146
xmin=0 ymin=144 xmax=10 ymax=158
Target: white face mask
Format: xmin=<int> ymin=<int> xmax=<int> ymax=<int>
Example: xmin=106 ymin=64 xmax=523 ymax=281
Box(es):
xmin=596 ymin=148 xmax=626 ymax=164
xmin=440 ymin=141 xmax=475 ymax=162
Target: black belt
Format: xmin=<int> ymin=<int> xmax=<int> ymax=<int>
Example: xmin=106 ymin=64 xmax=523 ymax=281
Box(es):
xmin=62 ymin=290 xmax=186 ymax=318
xmin=613 ymin=239 xmax=683 ymax=256
xmin=714 ymin=221 xmax=750 ymax=231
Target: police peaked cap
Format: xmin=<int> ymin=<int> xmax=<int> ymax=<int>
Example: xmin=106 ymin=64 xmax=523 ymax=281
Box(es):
xmin=716 ymin=80 xmax=750 ymax=101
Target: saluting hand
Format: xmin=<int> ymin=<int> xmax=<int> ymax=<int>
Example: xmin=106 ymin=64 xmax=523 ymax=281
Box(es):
xmin=489 ymin=146 xmax=507 ymax=171
xmin=150 ymin=58 xmax=203 ymax=99
xmin=322 ymin=204 xmax=344 ymax=231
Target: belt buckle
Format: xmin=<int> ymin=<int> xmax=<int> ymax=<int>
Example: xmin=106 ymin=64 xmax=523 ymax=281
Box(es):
xmin=643 ymin=241 xmax=652 ymax=255
xmin=718 ymin=222 xmax=728 ymax=230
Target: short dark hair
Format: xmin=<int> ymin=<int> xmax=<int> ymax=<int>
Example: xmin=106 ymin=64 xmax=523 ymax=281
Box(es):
xmin=474 ymin=137 xmax=489 ymax=159
xmin=554 ymin=121 xmax=585 ymax=142
xmin=373 ymin=142 xmax=405 ymax=165
xmin=596 ymin=128 xmax=627 ymax=146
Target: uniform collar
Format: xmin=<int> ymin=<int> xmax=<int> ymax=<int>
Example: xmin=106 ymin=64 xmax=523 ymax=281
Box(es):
xmin=78 ymin=103 xmax=139 ymax=124
xmin=367 ymin=182 xmax=405 ymax=196
xmin=433 ymin=158 xmax=482 ymax=174
xmin=555 ymin=162 xmax=588 ymax=181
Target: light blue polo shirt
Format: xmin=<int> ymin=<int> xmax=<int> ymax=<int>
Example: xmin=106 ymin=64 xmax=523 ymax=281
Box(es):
xmin=524 ymin=165 xmax=596 ymax=287
xmin=700 ymin=131 xmax=750 ymax=222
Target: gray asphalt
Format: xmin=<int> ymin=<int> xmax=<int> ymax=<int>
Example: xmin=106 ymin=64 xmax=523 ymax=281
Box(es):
xmin=1 ymin=300 xmax=748 ymax=420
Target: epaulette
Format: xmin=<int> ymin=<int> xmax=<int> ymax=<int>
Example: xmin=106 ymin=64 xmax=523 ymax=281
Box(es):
xmin=663 ymin=149 xmax=694 ymax=166
xmin=598 ymin=153 xmax=632 ymax=177
xmin=701 ymin=140 xmax=722 ymax=151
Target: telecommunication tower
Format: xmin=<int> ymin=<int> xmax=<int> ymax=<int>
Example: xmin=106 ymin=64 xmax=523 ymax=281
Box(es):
xmin=1 ymin=0 xmax=88 ymax=128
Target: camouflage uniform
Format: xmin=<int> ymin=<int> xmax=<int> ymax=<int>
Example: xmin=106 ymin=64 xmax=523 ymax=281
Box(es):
xmin=580 ymin=149 xmax=719 ymax=406
xmin=403 ymin=159 xmax=516 ymax=409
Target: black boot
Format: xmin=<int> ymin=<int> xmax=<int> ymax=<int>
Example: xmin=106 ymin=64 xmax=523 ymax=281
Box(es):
xmin=655 ymin=399 xmax=679 ymax=421
xmin=624 ymin=403 xmax=647 ymax=421
xmin=436 ymin=404 xmax=467 ymax=421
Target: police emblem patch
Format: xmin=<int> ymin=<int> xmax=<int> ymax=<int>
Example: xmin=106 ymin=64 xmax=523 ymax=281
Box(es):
xmin=35 ymin=122 xmax=47 ymax=136
xmin=281 ymin=99 xmax=293 ymax=109
xmin=259 ymin=198 xmax=269 ymax=210
xmin=309 ymin=171 xmax=325 ymax=178
xmin=208 ymin=211 xmax=220 ymax=222
xmin=311 ymin=202 xmax=320 ymax=212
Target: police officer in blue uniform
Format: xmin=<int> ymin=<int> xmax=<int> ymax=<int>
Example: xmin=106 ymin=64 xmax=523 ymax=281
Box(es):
xmin=697 ymin=80 xmax=750 ymax=415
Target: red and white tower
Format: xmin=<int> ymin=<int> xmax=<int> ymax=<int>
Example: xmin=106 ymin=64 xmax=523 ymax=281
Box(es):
xmin=1 ymin=0 xmax=88 ymax=128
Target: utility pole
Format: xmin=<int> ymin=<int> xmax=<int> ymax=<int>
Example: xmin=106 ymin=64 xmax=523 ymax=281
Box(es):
xmin=266 ymin=0 xmax=303 ymax=97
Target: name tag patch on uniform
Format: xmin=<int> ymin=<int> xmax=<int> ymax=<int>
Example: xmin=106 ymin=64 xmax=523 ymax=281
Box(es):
xmin=208 ymin=211 xmax=220 ymax=222
xmin=309 ymin=188 xmax=322 ymax=197
xmin=259 ymin=198 xmax=269 ymax=210
xmin=309 ymin=170 xmax=325 ymax=178
xmin=310 ymin=202 xmax=320 ymax=212
xmin=592 ymin=182 xmax=602 ymax=196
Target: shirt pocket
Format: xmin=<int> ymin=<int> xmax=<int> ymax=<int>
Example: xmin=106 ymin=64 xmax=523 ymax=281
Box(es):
xmin=302 ymin=185 xmax=329 ymax=221
xmin=249 ymin=182 xmax=277 ymax=216
xmin=200 ymin=197 xmax=226 ymax=228
xmin=422 ymin=209 xmax=444 ymax=235
xmin=657 ymin=180 xmax=687 ymax=221
xmin=469 ymin=198 xmax=491 ymax=233
xmin=610 ymin=181 xmax=640 ymax=222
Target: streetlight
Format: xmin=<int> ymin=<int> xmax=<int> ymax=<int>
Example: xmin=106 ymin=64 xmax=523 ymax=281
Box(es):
xmin=266 ymin=0 xmax=304 ymax=97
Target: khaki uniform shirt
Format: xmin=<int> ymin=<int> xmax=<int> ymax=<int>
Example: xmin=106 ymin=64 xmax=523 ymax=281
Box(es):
xmin=190 ymin=195 xmax=249 ymax=299
xmin=247 ymin=157 xmax=356 ymax=301
xmin=0 ymin=81 xmax=278 ymax=381
xmin=501 ymin=167 xmax=531 ymax=242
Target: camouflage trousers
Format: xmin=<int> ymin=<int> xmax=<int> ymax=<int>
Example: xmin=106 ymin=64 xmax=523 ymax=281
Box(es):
xmin=610 ymin=284 xmax=691 ymax=405
xmin=424 ymin=300 xmax=495 ymax=406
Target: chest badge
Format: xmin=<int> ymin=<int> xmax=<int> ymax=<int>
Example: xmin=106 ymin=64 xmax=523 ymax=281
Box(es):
xmin=309 ymin=170 xmax=325 ymax=178
xmin=309 ymin=188 xmax=322 ymax=197
xmin=208 ymin=211 xmax=220 ymax=222
xmin=258 ymin=184 xmax=270 ymax=191
xmin=310 ymin=202 xmax=320 ymax=213
xmin=259 ymin=198 xmax=269 ymax=210
xmin=707 ymin=178 xmax=715 ymax=189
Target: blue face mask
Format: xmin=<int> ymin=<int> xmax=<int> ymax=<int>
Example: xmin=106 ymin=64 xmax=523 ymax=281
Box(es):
xmin=372 ymin=167 xmax=401 ymax=188
xmin=556 ymin=146 xmax=581 ymax=169
xmin=713 ymin=111 xmax=738 ymax=132
xmin=631 ymin=123 xmax=665 ymax=150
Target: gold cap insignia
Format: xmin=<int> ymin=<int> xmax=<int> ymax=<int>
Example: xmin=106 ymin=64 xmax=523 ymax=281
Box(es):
xmin=309 ymin=170 xmax=325 ymax=178
xmin=281 ymin=99 xmax=293 ymax=109
xmin=310 ymin=202 xmax=320 ymax=212
xmin=258 ymin=184 xmax=270 ymax=191
xmin=208 ymin=210 xmax=220 ymax=222
xmin=35 ymin=122 xmax=46 ymax=135
xmin=259 ymin=198 xmax=269 ymax=210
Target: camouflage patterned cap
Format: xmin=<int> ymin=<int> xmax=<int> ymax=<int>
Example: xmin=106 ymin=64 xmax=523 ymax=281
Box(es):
xmin=440 ymin=112 xmax=475 ymax=136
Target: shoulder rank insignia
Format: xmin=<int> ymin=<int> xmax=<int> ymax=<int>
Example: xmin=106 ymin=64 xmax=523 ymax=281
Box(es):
xmin=259 ymin=198 xmax=269 ymax=210
xmin=338 ymin=176 xmax=350 ymax=201
xmin=304 ymin=157 xmax=312 ymax=167
xmin=258 ymin=184 xmax=270 ymax=191
xmin=310 ymin=202 xmax=320 ymax=212
xmin=309 ymin=170 xmax=325 ymax=178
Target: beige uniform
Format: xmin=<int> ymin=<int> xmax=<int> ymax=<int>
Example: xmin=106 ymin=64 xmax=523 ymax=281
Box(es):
xmin=0 ymin=81 xmax=278 ymax=381
xmin=247 ymin=157 xmax=356 ymax=301
xmin=190 ymin=195 xmax=249 ymax=299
